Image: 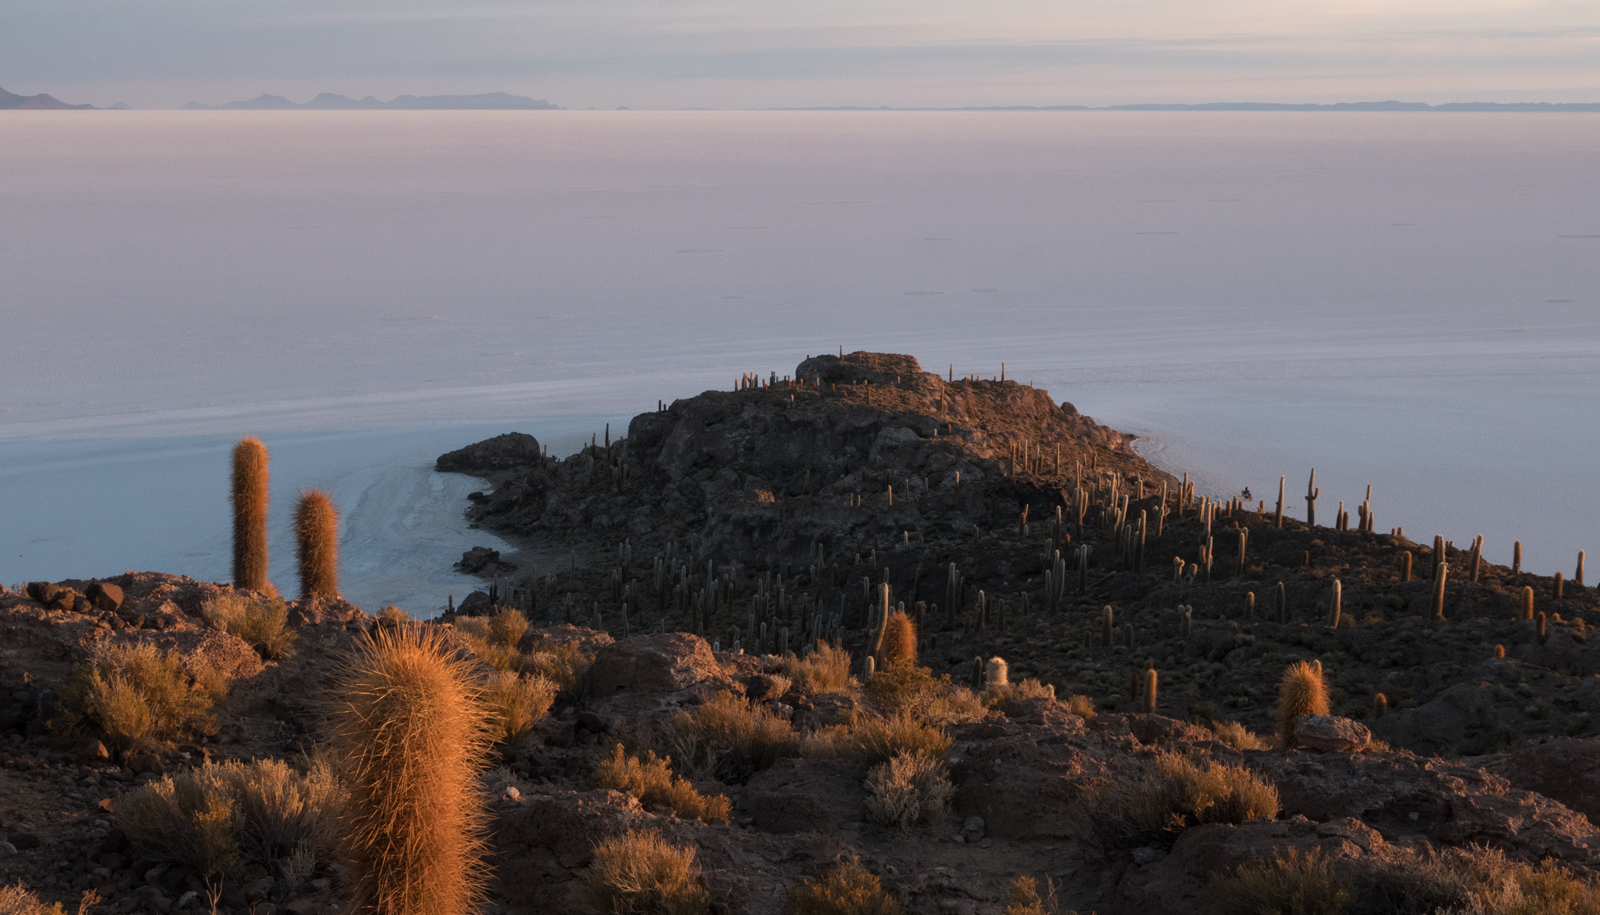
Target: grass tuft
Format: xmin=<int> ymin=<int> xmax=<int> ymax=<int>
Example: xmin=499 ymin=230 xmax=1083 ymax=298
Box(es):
xmin=1080 ymin=751 xmax=1279 ymax=853
xmin=59 ymin=642 xmax=223 ymax=751
xmin=784 ymin=858 xmax=906 ymax=915
xmin=862 ymin=751 xmax=952 ymax=831
xmin=202 ymin=592 xmax=298 ymax=660
xmin=576 ymin=829 xmax=711 ymax=915
xmin=593 ymin=744 xmax=731 ymax=823
xmin=781 ymin=641 xmax=856 ymax=697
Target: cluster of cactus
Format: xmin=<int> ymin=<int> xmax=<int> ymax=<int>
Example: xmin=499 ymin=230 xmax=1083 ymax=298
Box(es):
xmin=230 ymin=437 xmax=341 ymax=601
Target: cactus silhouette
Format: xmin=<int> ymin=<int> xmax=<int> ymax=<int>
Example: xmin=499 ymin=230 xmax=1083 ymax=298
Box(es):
xmin=327 ymin=627 xmax=491 ymax=915
xmin=294 ymin=489 xmax=340 ymax=599
xmin=230 ymin=437 xmax=271 ymax=592
xmin=1373 ymin=693 xmax=1388 ymax=718
xmin=1276 ymin=661 xmax=1330 ymax=748
xmin=881 ymin=610 xmax=918 ymax=667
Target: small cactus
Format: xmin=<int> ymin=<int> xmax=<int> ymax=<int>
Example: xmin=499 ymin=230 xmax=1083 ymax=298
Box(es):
xmin=1537 ymin=612 xmax=1548 ymax=642
xmin=1276 ymin=661 xmax=1330 ymax=748
xmin=1431 ymin=561 xmax=1448 ymax=620
xmin=881 ymin=611 xmax=917 ymax=667
xmin=230 ymin=437 xmax=271 ymax=593
xmin=985 ymin=656 xmax=1009 ymax=688
xmin=1494 ymin=644 xmax=1506 ymax=658
xmin=1374 ymin=693 xmax=1388 ymax=718
xmin=1328 ymin=580 xmax=1342 ymax=629
xmin=1101 ymin=606 xmax=1114 ymax=647
xmin=1521 ymin=586 xmax=1535 ymax=620
xmin=293 ymin=489 xmax=340 ymax=599
xmin=1400 ymin=551 xmax=1412 ymax=583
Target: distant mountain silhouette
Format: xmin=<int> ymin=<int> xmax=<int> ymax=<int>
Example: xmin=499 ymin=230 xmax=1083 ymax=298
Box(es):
xmin=784 ymin=100 xmax=1600 ymax=112
xmin=0 ymin=87 xmax=95 ymax=110
xmin=185 ymin=92 xmax=559 ymax=110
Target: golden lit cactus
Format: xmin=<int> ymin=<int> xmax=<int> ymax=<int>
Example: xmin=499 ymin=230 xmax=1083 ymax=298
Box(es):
xmin=294 ymin=489 xmax=340 ymax=599
xmin=1275 ymin=661 xmax=1330 ymax=748
xmin=327 ymin=627 xmax=491 ymax=915
xmin=881 ymin=611 xmax=918 ymax=667
xmin=1373 ymin=693 xmax=1388 ymax=718
xmin=231 ymin=437 xmax=271 ymax=592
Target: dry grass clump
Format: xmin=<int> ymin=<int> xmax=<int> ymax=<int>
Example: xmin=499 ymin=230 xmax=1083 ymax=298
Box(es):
xmin=985 ymin=678 xmax=1057 ymax=708
xmin=801 ymin=713 xmax=952 ymax=768
xmin=781 ymin=641 xmax=856 ymax=697
xmin=1064 ymin=694 xmax=1096 ymax=719
xmin=376 ymin=605 xmax=411 ymax=628
xmin=1205 ymin=848 xmax=1351 ymax=915
xmin=784 ymin=858 xmax=906 ymax=915
xmin=575 ymin=829 xmax=711 ymax=915
xmin=326 ymin=626 xmax=492 ymax=915
xmin=201 ymin=592 xmax=298 ymax=660
xmin=1277 ymin=661 xmax=1330 ymax=748
xmin=115 ymin=758 xmax=343 ymax=881
xmin=482 ymin=670 xmax=558 ymax=749
xmin=1080 ymin=751 xmax=1280 ymax=853
xmin=1213 ymin=721 xmax=1270 ymax=751
xmin=59 ymin=642 xmax=224 ymax=751
xmin=1355 ymin=845 xmax=1600 ymax=915
xmin=593 ymin=744 xmax=731 ymax=823
xmin=862 ymin=751 xmax=952 ymax=831
xmin=0 ymin=884 xmax=66 ymax=915
xmin=864 ymin=663 xmax=986 ymax=727
xmin=1002 ymin=877 xmax=1058 ymax=915
xmin=487 ymin=607 xmax=529 ymax=648
xmin=525 ymin=639 xmax=595 ymax=694
xmin=453 ymin=616 xmax=490 ymax=639
xmin=666 ymin=690 xmax=794 ymax=782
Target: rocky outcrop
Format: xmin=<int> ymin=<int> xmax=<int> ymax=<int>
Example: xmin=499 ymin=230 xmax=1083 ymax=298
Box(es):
xmin=435 ymin=431 xmax=543 ymax=475
xmin=1294 ymin=714 xmax=1371 ymax=752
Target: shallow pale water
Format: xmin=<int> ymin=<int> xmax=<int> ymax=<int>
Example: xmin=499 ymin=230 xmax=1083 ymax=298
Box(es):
xmin=2 ymin=110 xmax=1597 ymax=608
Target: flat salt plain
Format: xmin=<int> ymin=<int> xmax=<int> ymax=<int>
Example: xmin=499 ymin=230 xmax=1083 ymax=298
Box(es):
xmin=1 ymin=110 xmax=1596 ymax=613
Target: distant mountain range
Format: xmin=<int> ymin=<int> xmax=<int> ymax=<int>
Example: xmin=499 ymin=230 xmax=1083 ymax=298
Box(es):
xmin=0 ymin=86 xmax=95 ymax=109
xmin=787 ymin=100 xmax=1600 ymax=112
xmin=184 ymin=92 xmax=559 ymax=110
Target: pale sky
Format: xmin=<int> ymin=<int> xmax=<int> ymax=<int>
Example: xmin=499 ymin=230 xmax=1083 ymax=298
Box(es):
xmin=4 ymin=0 xmax=1598 ymax=110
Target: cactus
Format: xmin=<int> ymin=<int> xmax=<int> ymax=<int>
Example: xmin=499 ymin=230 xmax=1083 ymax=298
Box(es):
xmin=1374 ymin=693 xmax=1388 ymax=718
xmin=882 ymin=610 xmax=917 ymax=667
xmin=1276 ymin=661 xmax=1330 ymax=748
xmin=1578 ymin=551 xmax=1587 ymax=588
xmin=1521 ymin=586 xmax=1535 ymax=620
xmin=327 ymin=626 xmax=491 ymax=915
xmin=1537 ymin=612 xmax=1548 ymax=642
xmin=1304 ymin=469 xmax=1319 ymax=527
xmin=1494 ymin=644 xmax=1506 ymax=658
xmin=293 ymin=489 xmax=340 ymax=599
xmin=1555 ymin=572 xmax=1565 ymax=601
xmin=1101 ymin=606 xmax=1114 ymax=647
xmin=1142 ymin=668 xmax=1158 ymax=713
xmin=1328 ymin=580 xmax=1341 ymax=629
xmin=1123 ymin=622 xmax=1134 ymax=650
xmin=1275 ymin=476 xmax=1285 ymax=528
xmin=1469 ymin=535 xmax=1483 ymax=583
xmin=985 ymin=656 xmax=1009 ymax=688
xmin=1514 ymin=541 xmax=1523 ymax=574
xmin=1275 ymin=581 xmax=1287 ymax=623
xmin=1245 ymin=591 xmax=1255 ymax=620
xmin=1431 ymin=561 xmax=1448 ymax=620
xmin=230 ymin=437 xmax=271 ymax=593
xmin=1400 ymin=551 xmax=1412 ymax=583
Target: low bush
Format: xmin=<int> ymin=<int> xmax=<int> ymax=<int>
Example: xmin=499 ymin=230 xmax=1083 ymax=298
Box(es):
xmin=667 ymin=690 xmax=794 ymax=782
xmin=115 ymin=758 xmax=344 ymax=881
xmin=1064 ymin=694 xmax=1096 ymax=719
xmin=575 ymin=829 xmax=711 ymax=915
xmin=59 ymin=642 xmax=223 ymax=751
xmin=0 ymin=884 xmax=66 ymax=915
xmin=482 ymin=670 xmax=558 ymax=749
xmin=1206 ymin=848 xmax=1351 ymax=915
xmin=1354 ymin=845 xmax=1600 ymax=915
xmin=784 ymin=858 xmax=906 ymax=915
xmin=201 ymin=593 xmax=298 ymax=659
xmin=375 ymin=605 xmax=410 ymax=628
xmin=800 ymin=713 xmax=951 ymax=768
xmin=1080 ymin=751 xmax=1279 ymax=853
xmin=1213 ymin=721 xmax=1270 ymax=751
xmin=862 ymin=751 xmax=952 ymax=831
xmin=863 ymin=664 xmax=986 ymax=727
xmin=525 ymin=639 xmax=594 ymax=693
xmin=781 ymin=641 xmax=856 ymax=697
xmin=1002 ymin=877 xmax=1057 ymax=915
xmin=593 ymin=744 xmax=731 ymax=823
xmin=985 ymin=678 xmax=1057 ymax=708
xmin=488 ymin=607 xmax=529 ymax=648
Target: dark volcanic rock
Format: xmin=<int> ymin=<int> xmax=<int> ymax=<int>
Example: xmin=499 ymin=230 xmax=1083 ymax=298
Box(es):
xmin=436 ymin=431 xmax=543 ymax=475
xmin=86 ymin=581 xmax=124 ymax=612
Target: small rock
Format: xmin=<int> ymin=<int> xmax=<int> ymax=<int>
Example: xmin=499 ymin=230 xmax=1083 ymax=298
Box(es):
xmin=504 ymin=786 xmax=520 ymax=801
xmin=175 ymin=891 xmax=197 ymax=910
xmin=86 ymin=582 xmax=124 ymax=613
xmin=0 ymin=840 xmax=16 ymax=856
xmin=285 ymin=896 xmax=322 ymax=915
xmin=456 ymin=590 xmax=492 ymax=616
xmin=10 ymin=832 xmax=41 ymax=850
xmin=1294 ymin=715 xmax=1372 ymax=752
xmin=1132 ymin=846 xmax=1167 ymax=865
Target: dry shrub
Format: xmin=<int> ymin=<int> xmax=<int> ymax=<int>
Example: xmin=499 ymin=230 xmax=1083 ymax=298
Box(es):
xmin=526 ymin=640 xmax=594 ymax=693
xmin=1080 ymin=751 xmax=1280 ymax=853
xmin=115 ymin=758 xmax=344 ymax=882
xmin=1277 ymin=661 xmax=1330 ymax=748
xmin=327 ymin=626 xmax=492 ymax=915
xmin=801 ymin=713 xmax=951 ymax=768
xmin=202 ymin=592 xmax=298 ymax=660
xmin=1355 ymin=845 xmax=1600 ymax=915
xmin=863 ymin=664 xmax=986 ymax=727
xmin=453 ymin=616 xmax=490 ymax=640
xmin=1213 ymin=721 xmax=1270 ymax=751
xmin=1064 ymin=694 xmax=1096 ymax=719
xmin=667 ymin=690 xmax=794 ymax=782
xmin=784 ymin=858 xmax=906 ymax=915
xmin=782 ymin=641 xmax=856 ymax=697
xmin=59 ymin=642 xmax=223 ymax=751
xmin=463 ymin=635 xmax=522 ymax=673
xmin=863 ymin=752 xmax=952 ymax=831
xmin=0 ymin=884 xmax=66 ymax=915
xmin=481 ymin=670 xmax=558 ymax=748
xmin=1002 ymin=877 xmax=1057 ymax=915
xmin=576 ymin=829 xmax=710 ymax=915
xmin=487 ymin=608 xmax=529 ymax=648
xmin=376 ymin=605 xmax=410 ymax=628
xmin=1205 ymin=848 xmax=1351 ymax=915
xmin=593 ymin=744 xmax=731 ymax=823
xmin=986 ymin=678 xmax=1057 ymax=708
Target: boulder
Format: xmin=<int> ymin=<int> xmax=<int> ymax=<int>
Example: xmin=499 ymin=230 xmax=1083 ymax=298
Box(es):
xmin=457 ymin=547 xmax=507 ymax=575
xmin=436 ymin=431 xmax=543 ymax=474
xmin=587 ymin=633 xmax=731 ymax=697
xmin=457 ymin=590 xmax=492 ymax=616
xmin=742 ymin=758 xmax=863 ymax=835
xmin=24 ymin=581 xmax=60 ymax=604
xmin=86 ymin=581 xmax=124 ymax=613
xmin=1293 ymin=715 xmax=1372 ymax=752
xmin=1494 ymin=737 xmax=1600 ymax=824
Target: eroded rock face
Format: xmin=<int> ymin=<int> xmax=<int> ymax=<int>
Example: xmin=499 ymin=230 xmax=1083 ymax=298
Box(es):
xmin=743 ymin=758 xmax=864 ymax=835
xmin=1294 ymin=714 xmax=1371 ymax=752
xmin=1494 ymin=737 xmax=1600 ymax=824
xmin=436 ymin=431 xmax=543 ymax=475
xmin=586 ymin=632 xmax=734 ymax=698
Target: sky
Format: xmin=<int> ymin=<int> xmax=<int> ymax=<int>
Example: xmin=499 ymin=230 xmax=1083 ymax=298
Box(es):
xmin=3 ymin=0 xmax=1598 ymax=110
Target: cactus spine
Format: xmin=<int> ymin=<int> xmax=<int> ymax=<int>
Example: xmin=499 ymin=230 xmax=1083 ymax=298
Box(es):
xmin=1276 ymin=661 xmax=1330 ymax=748
xmin=294 ymin=489 xmax=340 ymax=599
xmin=230 ymin=436 xmax=271 ymax=592
xmin=328 ymin=626 xmax=491 ymax=915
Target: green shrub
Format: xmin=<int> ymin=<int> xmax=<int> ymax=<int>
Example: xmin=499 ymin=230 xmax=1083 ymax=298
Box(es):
xmin=594 ymin=744 xmax=731 ymax=823
xmin=784 ymin=858 xmax=906 ymax=915
xmin=576 ymin=829 xmax=710 ymax=915
xmin=59 ymin=642 xmax=223 ymax=751
xmin=202 ymin=592 xmax=298 ymax=659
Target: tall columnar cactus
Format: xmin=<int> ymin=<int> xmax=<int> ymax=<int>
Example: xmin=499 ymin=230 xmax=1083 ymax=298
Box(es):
xmin=1304 ymin=469 xmax=1319 ymax=527
xmin=1400 ymin=551 xmax=1412 ymax=583
xmin=1373 ymin=693 xmax=1388 ymax=718
xmin=1578 ymin=551 xmax=1587 ymax=588
xmin=1276 ymin=661 xmax=1330 ymax=748
xmin=327 ymin=627 xmax=490 ymax=915
xmin=1328 ymin=580 xmax=1342 ymax=629
xmin=1521 ymin=586 xmax=1535 ymax=621
xmin=1101 ymin=606 xmax=1115 ymax=648
xmin=1513 ymin=541 xmax=1523 ymax=574
xmin=1274 ymin=476 xmax=1285 ymax=528
xmin=1142 ymin=668 xmax=1158 ymax=713
xmin=1555 ymin=573 xmax=1565 ymax=601
xmin=1275 ymin=581 xmax=1287 ymax=623
xmin=294 ymin=489 xmax=340 ymax=599
xmin=1431 ymin=561 xmax=1448 ymax=620
xmin=882 ymin=610 xmax=917 ymax=667
xmin=1244 ymin=591 xmax=1255 ymax=620
xmin=230 ymin=436 xmax=271 ymax=593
